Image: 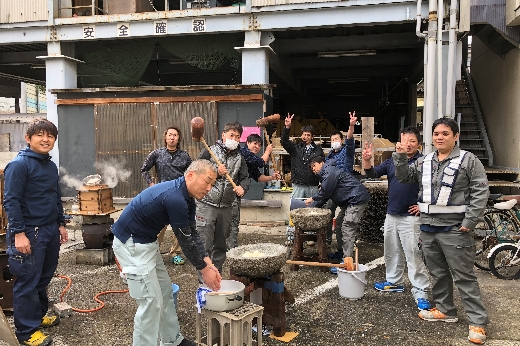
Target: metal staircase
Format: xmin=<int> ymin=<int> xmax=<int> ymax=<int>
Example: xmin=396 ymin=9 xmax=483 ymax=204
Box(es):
xmin=456 ymin=67 xmax=493 ymax=166
xmin=456 ymin=67 xmax=520 ymax=190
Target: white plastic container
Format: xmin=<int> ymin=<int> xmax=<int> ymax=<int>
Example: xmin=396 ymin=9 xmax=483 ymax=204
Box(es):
xmin=337 ymin=264 xmax=368 ymax=300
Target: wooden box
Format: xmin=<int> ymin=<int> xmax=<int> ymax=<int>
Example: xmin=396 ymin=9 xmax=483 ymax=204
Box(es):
xmin=77 ymin=185 xmax=114 ymax=214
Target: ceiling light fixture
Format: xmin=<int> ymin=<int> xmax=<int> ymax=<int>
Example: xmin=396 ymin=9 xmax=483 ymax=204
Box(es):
xmin=328 ymin=78 xmax=370 ymax=83
xmin=318 ymin=50 xmax=377 ymax=58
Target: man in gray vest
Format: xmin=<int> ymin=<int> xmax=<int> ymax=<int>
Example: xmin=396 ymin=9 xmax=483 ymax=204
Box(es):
xmin=196 ymin=122 xmax=249 ymax=276
xmin=394 ymin=117 xmax=489 ymax=345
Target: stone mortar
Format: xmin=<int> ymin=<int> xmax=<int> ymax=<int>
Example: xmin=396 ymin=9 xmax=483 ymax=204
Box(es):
xmin=290 ymin=207 xmax=332 ymax=231
xmin=226 ymin=243 xmax=287 ymax=278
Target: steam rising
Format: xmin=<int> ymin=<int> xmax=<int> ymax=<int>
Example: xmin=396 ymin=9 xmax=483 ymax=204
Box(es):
xmin=59 ymin=167 xmax=84 ymax=190
xmin=95 ymin=159 xmax=132 ymax=188
xmin=60 ymin=160 xmax=131 ymax=189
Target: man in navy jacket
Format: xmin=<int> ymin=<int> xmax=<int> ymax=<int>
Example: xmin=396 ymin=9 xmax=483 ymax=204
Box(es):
xmin=363 ymin=126 xmax=431 ymax=311
xmin=112 ymin=159 xmax=221 ymax=346
xmin=4 ymin=118 xmax=68 ymax=346
xmin=305 ymin=157 xmax=370 ymax=258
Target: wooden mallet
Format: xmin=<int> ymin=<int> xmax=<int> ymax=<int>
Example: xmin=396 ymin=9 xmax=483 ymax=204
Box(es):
xmin=191 ymin=117 xmax=237 ymax=188
xmin=255 ymin=114 xmax=283 ymax=182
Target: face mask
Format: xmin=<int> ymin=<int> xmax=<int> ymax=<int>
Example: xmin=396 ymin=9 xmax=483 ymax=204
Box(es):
xmin=331 ymin=142 xmax=342 ymax=150
xmin=224 ymin=139 xmax=239 ymax=150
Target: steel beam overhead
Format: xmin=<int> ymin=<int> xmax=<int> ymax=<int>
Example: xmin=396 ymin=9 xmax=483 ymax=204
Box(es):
xmin=0 ymin=51 xmax=47 ymax=65
xmin=297 ymin=66 xmax=407 ymax=79
xmin=0 ymin=2 xmax=428 ymax=45
xmin=289 ymin=52 xmax=417 ymax=69
xmin=274 ymin=32 xmax=421 ymax=54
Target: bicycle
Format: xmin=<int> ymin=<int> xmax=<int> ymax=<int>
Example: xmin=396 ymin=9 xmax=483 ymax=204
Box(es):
xmin=473 ymin=195 xmax=520 ymax=271
xmin=488 ymin=235 xmax=520 ymax=280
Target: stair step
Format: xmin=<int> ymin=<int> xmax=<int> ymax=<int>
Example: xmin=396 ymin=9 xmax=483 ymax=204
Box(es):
xmin=488 ymin=180 xmax=520 ymax=187
xmin=462 ymin=147 xmax=487 ymax=150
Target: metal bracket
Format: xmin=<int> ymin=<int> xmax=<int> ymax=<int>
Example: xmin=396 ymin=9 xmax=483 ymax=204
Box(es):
xmin=248 ymin=15 xmax=259 ymax=30
xmin=49 ymin=27 xmax=58 ymax=42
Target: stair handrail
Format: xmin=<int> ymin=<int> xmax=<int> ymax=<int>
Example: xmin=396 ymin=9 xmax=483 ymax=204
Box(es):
xmin=463 ymin=65 xmax=494 ymax=166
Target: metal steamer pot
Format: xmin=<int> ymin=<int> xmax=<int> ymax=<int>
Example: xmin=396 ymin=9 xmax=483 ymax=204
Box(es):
xmin=203 ymin=280 xmax=245 ymax=312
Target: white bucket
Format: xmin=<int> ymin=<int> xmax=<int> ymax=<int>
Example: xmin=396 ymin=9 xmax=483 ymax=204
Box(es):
xmin=337 ymin=264 xmax=368 ymax=300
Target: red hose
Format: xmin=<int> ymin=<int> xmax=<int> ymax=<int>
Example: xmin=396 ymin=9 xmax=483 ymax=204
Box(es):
xmin=57 ymin=256 xmax=128 ymax=313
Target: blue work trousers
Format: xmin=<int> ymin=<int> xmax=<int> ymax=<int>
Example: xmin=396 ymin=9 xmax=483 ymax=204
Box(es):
xmin=7 ymin=224 xmax=60 ymax=342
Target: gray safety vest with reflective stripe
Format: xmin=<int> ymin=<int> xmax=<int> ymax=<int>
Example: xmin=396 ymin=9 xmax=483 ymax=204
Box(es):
xmin=418 ymin=150 xmax=469 ymax=214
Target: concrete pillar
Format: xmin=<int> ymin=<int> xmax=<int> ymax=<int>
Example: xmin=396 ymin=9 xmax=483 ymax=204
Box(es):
xmin=20 ymin=82 xmax=27 ymax=113
xmin=237 ymin=31 xmax=274 ymax=85
xmin=39 ymin=42 xmax=80 ymax=168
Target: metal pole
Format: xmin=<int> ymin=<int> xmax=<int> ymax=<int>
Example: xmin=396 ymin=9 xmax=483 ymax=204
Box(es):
xmin=437 ymin=0 xmax=444 ymax=119
xmin=445 ymin=0 xmax=459 ymax=118
xmin=416 ymin=0 xmax=426 ymax=38
xmin=424 ymin=0 xmax=438 ymax=154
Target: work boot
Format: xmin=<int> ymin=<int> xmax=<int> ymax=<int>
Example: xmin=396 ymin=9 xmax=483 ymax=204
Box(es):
xmin=468 ymin=325 xmax=487 ymax=344
xmin=40 ymin=314 xmax=60 ymax=328
xmin=418 ymin=308 xmax=458 ymax=322
xmin=21 ymin=330 xmax=52 ymax=346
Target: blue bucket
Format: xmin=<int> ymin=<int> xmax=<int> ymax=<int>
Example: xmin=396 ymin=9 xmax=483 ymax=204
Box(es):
xmin=171 ymin=283 xmax=180 ymax=308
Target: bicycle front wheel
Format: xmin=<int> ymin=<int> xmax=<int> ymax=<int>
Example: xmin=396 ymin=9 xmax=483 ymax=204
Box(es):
xmin=474 ymin=210 xmax=520 ymax=270
xmin=489 ymin=244 xmax=520 ymax=280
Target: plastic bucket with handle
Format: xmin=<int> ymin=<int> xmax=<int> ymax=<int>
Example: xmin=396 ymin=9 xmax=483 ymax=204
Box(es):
xmin=337 ymin=264 xmax=367 ymax=300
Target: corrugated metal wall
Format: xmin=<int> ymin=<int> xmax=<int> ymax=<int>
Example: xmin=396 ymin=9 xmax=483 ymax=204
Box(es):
xmin=95 ymin=102 xmax=218 ymax=198
xmin=155 ymin=102 xmax=218 ymax=161
xmin=0 ymin=0 xmax=48 ymax=24
xmin=472 ymin=0 xmax=520 ymax=44
xmin=95 ymin=103 xmax=153 ymax=198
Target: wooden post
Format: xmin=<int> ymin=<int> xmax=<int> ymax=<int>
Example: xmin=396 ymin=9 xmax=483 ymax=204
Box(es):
xmin=361 ymin=117 xmax=374 ymax=174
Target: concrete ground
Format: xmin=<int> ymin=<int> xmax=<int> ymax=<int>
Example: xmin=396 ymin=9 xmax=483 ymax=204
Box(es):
xmin=3 ymin=225 xmax=520 ymax=346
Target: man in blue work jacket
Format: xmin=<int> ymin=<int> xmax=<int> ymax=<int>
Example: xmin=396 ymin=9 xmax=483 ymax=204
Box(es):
xmin=4 ymin=118 xmax=69 ymax=346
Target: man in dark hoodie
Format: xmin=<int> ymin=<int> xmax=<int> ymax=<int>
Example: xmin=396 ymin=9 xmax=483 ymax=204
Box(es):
xmin=282 ymin=114 xmax=324 ymax=198
xmin=3 ymin=118 xmax=68 ymax=346
xmin=304 ymin=156 xmax=370 ymax=258
xmin=140 ymin=126 xmax=192 ymax=265
xmin=196 ymin=122 xmax=249 ymax=276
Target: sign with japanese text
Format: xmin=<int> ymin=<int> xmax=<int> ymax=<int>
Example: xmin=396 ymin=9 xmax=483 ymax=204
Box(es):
xmin=117 ymin=23 xmax=130 ymax=37
xmin=192 ymin=19 xmax=206 ymax=32
xmin=154 ymin=21 xmax=168 ymax=35
xmin=82 ymin=25 xmax=95 ymax=39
